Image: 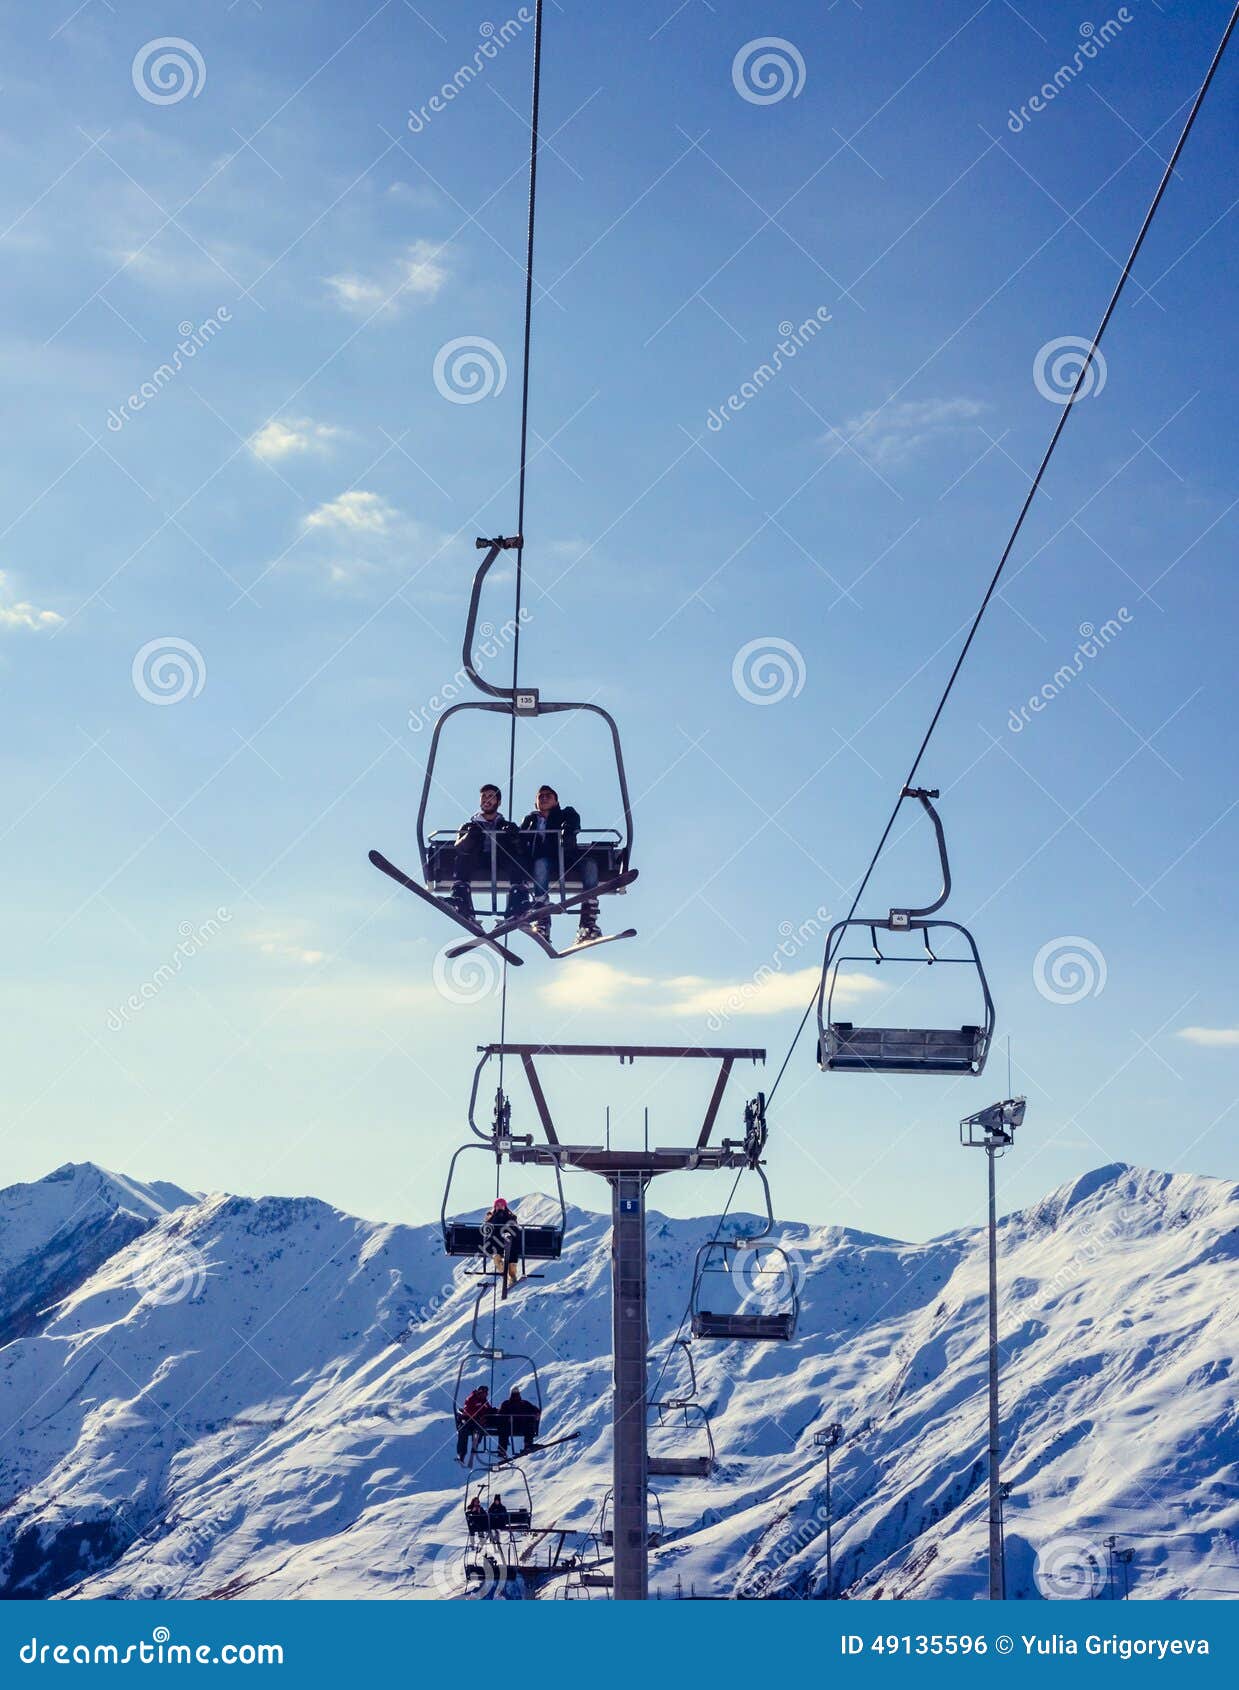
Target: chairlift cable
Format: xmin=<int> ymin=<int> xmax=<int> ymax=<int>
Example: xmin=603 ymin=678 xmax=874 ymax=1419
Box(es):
xmin=767 ymin=1 xmax=1239 ymax=1106
xmin=497 ymin=0 xmax=546 ymax=1087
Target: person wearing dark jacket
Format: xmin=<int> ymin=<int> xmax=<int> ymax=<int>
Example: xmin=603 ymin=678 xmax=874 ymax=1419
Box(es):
xmin=483 ymin=1197 xmax=521 ymax=1288
xmin=518 ymin=785 xmax=600 ymax=943
xmin=487 ymin=1495 xmax=510 ymax=1534
xmin=450 ymin=783 xmax=529 ymax=923
xmin=497 ymin=1385 xmax=541 ymax=1457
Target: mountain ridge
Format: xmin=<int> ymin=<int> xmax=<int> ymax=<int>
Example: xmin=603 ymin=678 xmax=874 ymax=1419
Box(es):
xmin=0 ymin=1159 xmax=1233 ymax=1600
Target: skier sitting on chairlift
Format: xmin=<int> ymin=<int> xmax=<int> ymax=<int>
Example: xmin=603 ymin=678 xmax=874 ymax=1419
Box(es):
xmin=450 ymin=784 xmax=529 ymax=924
xmin=466 ymin=1495 xmax=488 ymax=1533
xmin=483 ymin=1197 xmax=521 ymax=1288
xmin=497 ymin=1385 xmax=540 ymax=1458
xmin=520 ymin=785 xmax=600 ymax=944
xmin=457 ymin=1384 xmax=491 ymax=1464
xmin=488 ymin=1494 xmax=510 ymax=1534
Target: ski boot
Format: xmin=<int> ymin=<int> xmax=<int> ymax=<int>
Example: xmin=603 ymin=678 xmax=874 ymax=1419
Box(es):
xmin=449 ymin=881 xmax=476 ymax=923
xmin=576 ymin=898 xmax=602 ymax=945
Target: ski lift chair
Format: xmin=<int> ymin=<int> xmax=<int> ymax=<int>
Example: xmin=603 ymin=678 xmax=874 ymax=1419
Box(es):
xmin=417 ymin=536 xmax=634 ymax=915
xmin=647 ymin=1340 xmax=716 ymax=1478
xmin=690 ymin=1166 xmax=800 ymax=1343
xmin=598 ymin=1488 xmax=665 ymax=1550
xmin=453 ymin=1293 xmax=545 ymax=1471
xmin=462 ymin=1467 xmax=534 ymax=1538
xmin=817 ymin=788 xmax=995 ymax=1077
xmin=441 ymin=1142 xmax=567 ymax=1267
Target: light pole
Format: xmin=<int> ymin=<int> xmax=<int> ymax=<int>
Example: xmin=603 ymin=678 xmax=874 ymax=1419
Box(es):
xmin=960 ymin=1096 xmax=1026 ymax=1601
xmin=813 ymin=1421 xmax=844 ymax=1598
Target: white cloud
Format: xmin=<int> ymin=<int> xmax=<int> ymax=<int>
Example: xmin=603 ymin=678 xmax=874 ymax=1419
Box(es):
xmin=1177 ymin=1026 xmax=1239 ymax=1048
xmin=247 ymin=928 xmax=325 ymax=967
xmin=836 ymin=397 xmax=987 ymax=467
xmin=541 ymin=962 xmax=652 ymax=1011
xmin=537 ymin=963 xmax=881 ymax=1020
xmin=662 ymin=966 xmax=880 ymax=1020
xmin=0 ymin=572 xmax=60 ymax=631
xmin=249 ymin=417 xmax=341 ymax=462
xmin=302 ymin=490 xmax=397 ymax=536
xmin=325 ymin=240 xmax=449 ymax=316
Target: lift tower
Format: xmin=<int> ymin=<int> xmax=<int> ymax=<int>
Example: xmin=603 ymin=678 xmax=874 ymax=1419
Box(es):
xmin=475 ymin=1043 xmax=766 ymax=1601
xmin=960 ymin=1096 xmax=1025 ymax=1601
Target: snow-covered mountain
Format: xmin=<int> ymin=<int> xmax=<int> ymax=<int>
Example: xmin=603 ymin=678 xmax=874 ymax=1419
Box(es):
xmin=0 ymin=1161 xmax=1233 ymax=1600
xmin=0 ymin=1163 xmax=195 ymax=1349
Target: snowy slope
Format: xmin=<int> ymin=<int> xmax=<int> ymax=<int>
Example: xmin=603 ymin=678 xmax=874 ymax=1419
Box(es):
xmin=0 ymin=1163 xmax=196 ymax=1349
xmin=0 ymin=1163 xmax=1233 ymax=1600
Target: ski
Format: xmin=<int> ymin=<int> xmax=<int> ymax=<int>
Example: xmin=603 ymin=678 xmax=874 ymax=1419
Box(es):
xmin=368 ymin=850 xmax=525 ymax=967
xmin=522 ymin=925 xmax=638 ymax=961
xmin=443 ymin=869 xmax=639 ymax=959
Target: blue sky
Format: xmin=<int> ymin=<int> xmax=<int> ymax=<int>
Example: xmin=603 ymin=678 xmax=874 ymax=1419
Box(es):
xmin=1 ymin=0 xmax=1236 ymax=1244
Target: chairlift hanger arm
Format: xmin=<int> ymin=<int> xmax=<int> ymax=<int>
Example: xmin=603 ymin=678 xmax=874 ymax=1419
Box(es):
xmin=891 ymin=787 xmax=952 ymax=922
xmin=464 ymin=538 xmax=524 ymax=700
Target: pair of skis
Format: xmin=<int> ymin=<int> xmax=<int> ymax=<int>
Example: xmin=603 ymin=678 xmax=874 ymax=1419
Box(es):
xmin=369 ymin=850 xmax=637 ymax=963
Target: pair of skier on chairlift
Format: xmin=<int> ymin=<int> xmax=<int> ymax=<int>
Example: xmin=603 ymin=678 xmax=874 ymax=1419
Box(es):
xmin=452 ymin=781 xmax=602 ymax=947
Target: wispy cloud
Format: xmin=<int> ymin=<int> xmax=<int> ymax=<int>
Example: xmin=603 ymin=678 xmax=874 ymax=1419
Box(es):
xmin=836 ymin=397 xmax=987 ymax=466
xmin=325 ymin=240 xmax=449 ymax=316
xmin=1177 ymin=1026 xmax=1239 ymax=1048
xmin=0 ymin=572 xmax=61 ymax=631
xmin=302 ymin=490 xmax=397 ymax=536
xmin=246 ymin=928 xmax=324 ymax=967
xmin=538 ymin=963 xmax=880 ymax=1019
xmin=249 ymin=417 xmax=341 ymax=462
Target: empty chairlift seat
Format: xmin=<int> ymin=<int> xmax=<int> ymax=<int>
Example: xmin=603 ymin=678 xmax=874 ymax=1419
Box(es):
xmin=817 ymin=789 xmax=995 ymax=1079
